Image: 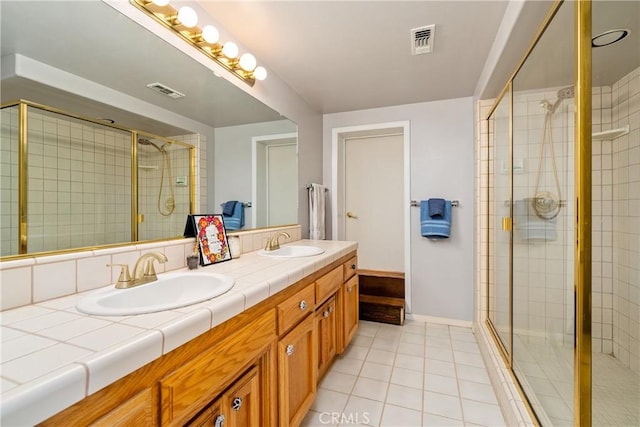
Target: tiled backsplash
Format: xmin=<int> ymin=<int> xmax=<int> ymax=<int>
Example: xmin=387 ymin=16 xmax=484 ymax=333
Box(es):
xmin=0 ymin=224 xmax=301 ymax=311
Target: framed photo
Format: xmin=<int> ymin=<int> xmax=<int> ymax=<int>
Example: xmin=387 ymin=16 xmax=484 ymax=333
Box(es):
xmin=186 ymin=214 xmax=232 ymax=266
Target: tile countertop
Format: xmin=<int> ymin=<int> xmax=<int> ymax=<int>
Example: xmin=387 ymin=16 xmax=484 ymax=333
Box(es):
xmin=0 ymin=240 xmax=357 ymax=426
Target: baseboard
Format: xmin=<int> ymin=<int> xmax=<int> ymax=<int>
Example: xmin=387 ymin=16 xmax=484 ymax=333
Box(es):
xmin=405 ymin=313 xmax=473 ymax=328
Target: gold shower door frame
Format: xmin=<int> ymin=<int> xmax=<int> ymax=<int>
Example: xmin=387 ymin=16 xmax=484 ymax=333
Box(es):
xmin=484 ymin=0 xmax=593 ymax=425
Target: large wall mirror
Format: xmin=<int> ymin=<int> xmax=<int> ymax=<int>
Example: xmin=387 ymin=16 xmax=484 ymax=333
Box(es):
xmin=0 ymin=0 xmax=298 ymax=258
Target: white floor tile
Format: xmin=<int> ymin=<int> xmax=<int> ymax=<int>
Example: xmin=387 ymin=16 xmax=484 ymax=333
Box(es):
xmin=460 ymin=398 xmax=506 ymax=426
xmin=366 ymin=349 xmax=396 ymax=366
xmin=459 ymin=380 xmax=499 ymax=404
xmin=453 ymin=350 xmax=486 ymax=368
xmin=360 ymin=361 xmax=393 ymax=382
xmin=302 ymin=410 xmax=340 ymax=426
xmin=425 ymin=346 xmax=454 ymax=362
xmin=343 ymin=395 xmax=384 ymax=426
xmin=391 ymin=366 xmax=424 ymax=390
xmin=424 ymin=372 xmax=459 ymax=397
xmin=395 ymin=354 xmax=424 ymax=372
xmin=424 ymin=336 xmax=452 ymax=349
xmin=455 ymin=364 xmax=491 ymax=384
xmin=352 ymin=377 xmax=389 ymax=402
xmin=423 ymin=412 xmax=463 ymax=426
xmin=342 ymin=344 xmax=370 ymax=361
xmin=423 ymin=391 xmax=463 ymax=420
xmin=380 ymin=403 xmax=423 ymax=426
xmin=331 ymin=356 xmax=365 ymax=376
xmin=311 ymin=388 xmax=350 ymax=413
xmin=397 ymin=342 xmax=424 ymax=357
xmin=320 ymin=371 xmax=358 ymax=394
xmin=424 ymin=358 xmax=456 ymax=377
xmin=385 ymin=384 xmax=423 ymax=410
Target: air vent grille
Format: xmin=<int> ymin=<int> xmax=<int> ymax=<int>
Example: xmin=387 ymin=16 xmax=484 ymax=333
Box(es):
xmin=411 ymin=25 xmax=435 ymax=55
xmin=146 ymin=82 xmax=185 ymax=99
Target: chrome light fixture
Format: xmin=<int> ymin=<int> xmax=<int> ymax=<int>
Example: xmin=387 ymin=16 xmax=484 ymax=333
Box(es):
xmin=132 ymin=0 xmax=267 ymax=86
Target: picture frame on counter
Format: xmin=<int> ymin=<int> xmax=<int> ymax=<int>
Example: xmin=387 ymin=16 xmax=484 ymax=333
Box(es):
xmin=184 ymin=214 xmax=232 ymax=265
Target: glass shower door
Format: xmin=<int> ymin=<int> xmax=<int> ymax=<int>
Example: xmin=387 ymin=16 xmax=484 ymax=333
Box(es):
xmin=511 ymin=2 xmax=575 ymax=424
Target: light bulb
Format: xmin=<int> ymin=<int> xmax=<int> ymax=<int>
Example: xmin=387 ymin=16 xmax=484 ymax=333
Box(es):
xmin=201 ymin=25 xmax=219 ymax=44
xmin=152 ymin=0 xmax=170 ymax=6
xmin=253 ymin=66 xmax=267 ymax=81
xmin=177 ymin=6 xmax=198 ymax=28
xmin=239 ymin=53 xmax=257 ymax=71
xmin=222 ymin=42 xmax=239 ymax=58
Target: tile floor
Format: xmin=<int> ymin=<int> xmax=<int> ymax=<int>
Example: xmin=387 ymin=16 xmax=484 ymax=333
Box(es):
xmin=301 ymin=319 xmax=506 ymax=427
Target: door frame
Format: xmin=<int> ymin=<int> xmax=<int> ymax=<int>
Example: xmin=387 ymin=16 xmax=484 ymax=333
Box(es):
xmin=331 ymin=121 xmax=412 ymax=313
xmin=251 ymin=132 xmax=298 ymax=228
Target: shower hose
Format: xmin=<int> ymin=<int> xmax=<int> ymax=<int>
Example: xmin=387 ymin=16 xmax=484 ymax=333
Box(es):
xmin=533 ymin=109 xmax=563 ymax=220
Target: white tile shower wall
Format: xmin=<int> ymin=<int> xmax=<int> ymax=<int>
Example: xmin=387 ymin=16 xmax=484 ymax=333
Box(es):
xmin=592 ymin=85 xmax=614 ymax=355
xmin=0 ymin=224 xmax=301 ymax=311
xmin=25 ymin=109 xmax=132 ymax=253
xmin=0 ymin=106 xmax=19 ymax=256
xmin=611 ymin=66 xmax=640 ymax=374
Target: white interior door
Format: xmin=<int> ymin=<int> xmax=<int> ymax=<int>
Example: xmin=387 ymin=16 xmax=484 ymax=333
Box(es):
xmin=267 ymin=143 xmax=297 ymax=225
xmin=344 ymin=134 xmax=404 ymax=272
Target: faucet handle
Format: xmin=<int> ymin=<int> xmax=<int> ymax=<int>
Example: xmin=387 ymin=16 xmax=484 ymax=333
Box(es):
xmin=107 ymin=264 xmax=132 ymax=288
xmin=143 ymin=259 xmax=158 ymax=280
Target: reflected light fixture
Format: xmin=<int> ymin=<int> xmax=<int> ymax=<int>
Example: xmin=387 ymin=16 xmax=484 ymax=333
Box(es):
xmin=132 ymin=0 xmax=267 ymax=85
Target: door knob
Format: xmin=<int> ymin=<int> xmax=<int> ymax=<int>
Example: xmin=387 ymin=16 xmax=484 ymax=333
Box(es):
xmin=346 ymin=211 xmax=358 ymax=219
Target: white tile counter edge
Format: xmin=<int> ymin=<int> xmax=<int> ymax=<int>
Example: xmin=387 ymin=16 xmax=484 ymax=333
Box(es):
xmin=0 ymin=240 xmax=357 ymax=426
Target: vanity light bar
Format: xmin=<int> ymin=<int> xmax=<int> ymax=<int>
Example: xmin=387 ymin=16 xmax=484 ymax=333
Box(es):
xmin=131 ymin=0 xmax=267 ymax=86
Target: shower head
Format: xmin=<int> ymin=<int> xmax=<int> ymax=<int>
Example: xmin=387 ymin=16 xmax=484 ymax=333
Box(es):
xmin=557 ymin=86 xmax=574 ymax=100
xmin=138 ymin=138 xmax=165 ymax=152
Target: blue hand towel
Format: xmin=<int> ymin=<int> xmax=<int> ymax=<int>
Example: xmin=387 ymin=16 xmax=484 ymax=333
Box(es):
xmin=223 ymin=202 xmax=245 ymax=231
xmin=420 ymin=199 xmax=452 ymax=239
xmin=428 ymin=198 xmax=446 ymax=218
xmin=222 ymin=200 xmax=237 ymax=216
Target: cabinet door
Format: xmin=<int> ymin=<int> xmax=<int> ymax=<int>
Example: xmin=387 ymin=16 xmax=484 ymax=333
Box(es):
xmin=278 ymin=314 xmax=316 ymax=427
xmin=316 ymin=294 xmax=337 ymax=380
xmin=340 ymin=276 xmax=359 ymax=352
xmin=219 ymin=366 xmax=261 ymax=427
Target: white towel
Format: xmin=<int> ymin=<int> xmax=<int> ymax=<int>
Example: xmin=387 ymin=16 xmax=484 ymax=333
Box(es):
xmin=309 ymin=183 xmax=326 ymax=240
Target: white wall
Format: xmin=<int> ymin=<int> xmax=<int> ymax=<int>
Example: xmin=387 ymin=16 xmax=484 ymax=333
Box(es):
xmin=323 ymin=97 xmax=475 ymax=321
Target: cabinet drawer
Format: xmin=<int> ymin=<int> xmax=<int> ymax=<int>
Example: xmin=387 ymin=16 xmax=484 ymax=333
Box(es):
xmin=277 ymin=283 xmax=315 ymax=335
xmin=343 ymin=256 xmax=358 ymax=281
xmin=315 ymin=265 xmax=342 ymax=304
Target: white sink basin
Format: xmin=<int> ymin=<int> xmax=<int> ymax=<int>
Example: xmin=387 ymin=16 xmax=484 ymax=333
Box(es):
xmin=76 ymin=271 xmax=234 ymax=316
xmin=257 ymin=245 xmax=325 ymax=258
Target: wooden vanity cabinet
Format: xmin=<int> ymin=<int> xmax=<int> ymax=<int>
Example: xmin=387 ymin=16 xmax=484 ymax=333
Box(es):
xmin=316 ymin=294 xmax=338 ymax=380
xmin=278 ymin=314 xmax=316 ymax=427
xmin=40 ymin=251 xmax=358 ymax=427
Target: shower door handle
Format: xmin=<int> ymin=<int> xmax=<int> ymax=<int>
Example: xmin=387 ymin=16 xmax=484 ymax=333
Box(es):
xmin=501 ymin=217 xmax=512 ymax=231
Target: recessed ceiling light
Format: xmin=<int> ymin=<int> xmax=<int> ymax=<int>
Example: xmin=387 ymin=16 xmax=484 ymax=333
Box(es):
xmin=592 ymin=29 xmax=629 ymax=47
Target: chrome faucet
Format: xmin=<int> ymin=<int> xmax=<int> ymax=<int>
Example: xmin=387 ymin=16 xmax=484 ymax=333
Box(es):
xmin=264 ymin=231 xmax=290 ymax=251
xmin=110 ymin=252 xmax=168 ymax=289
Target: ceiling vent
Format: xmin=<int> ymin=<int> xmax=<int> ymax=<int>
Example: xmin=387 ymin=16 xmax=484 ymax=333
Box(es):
xmin=146 ymin=82 xmax=185 ymax=99
xmin=411 ymin=25 xmax=435 ymax=55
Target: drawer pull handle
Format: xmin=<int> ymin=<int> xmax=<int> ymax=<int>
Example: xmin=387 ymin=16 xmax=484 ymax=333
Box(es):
xmin=323 ymin=310 xmax=329 ymax=318
xmin=215 ymin=415 xmax=225 ymax=427
xmin=328 ymin=305 xmax=334 ymax=313
xmin=299 ymin=300 xmax=307 ymax=310
xmin=286 ymin=344 xmax=294 ymax=356
xmin=351 ymin=263 xmax=356 ymax=270
xmin=232 ymin=397 xmax=243 ymax=411
xmin=347 ymin=286 xmax=354 ymax=293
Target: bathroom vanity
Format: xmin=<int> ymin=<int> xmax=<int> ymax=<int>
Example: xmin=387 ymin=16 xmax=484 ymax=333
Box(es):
xmin=2 ymin=240 xmax=358 ymax=426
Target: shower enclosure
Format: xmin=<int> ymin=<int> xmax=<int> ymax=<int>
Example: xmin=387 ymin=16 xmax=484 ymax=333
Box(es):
xmin=483 ymin=1 xmax=639 ymax=425
xmin=0 ymin=100 xmax=195 ymax=256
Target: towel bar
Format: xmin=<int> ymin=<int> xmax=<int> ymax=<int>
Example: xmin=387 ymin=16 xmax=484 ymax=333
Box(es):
xmin=220 ymin=202 xmax=252 ymax=208
xmin=411 ymin=200 xmax=459 ymax=207
xmin=306 ymin=184 xmax=328 ymax=191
